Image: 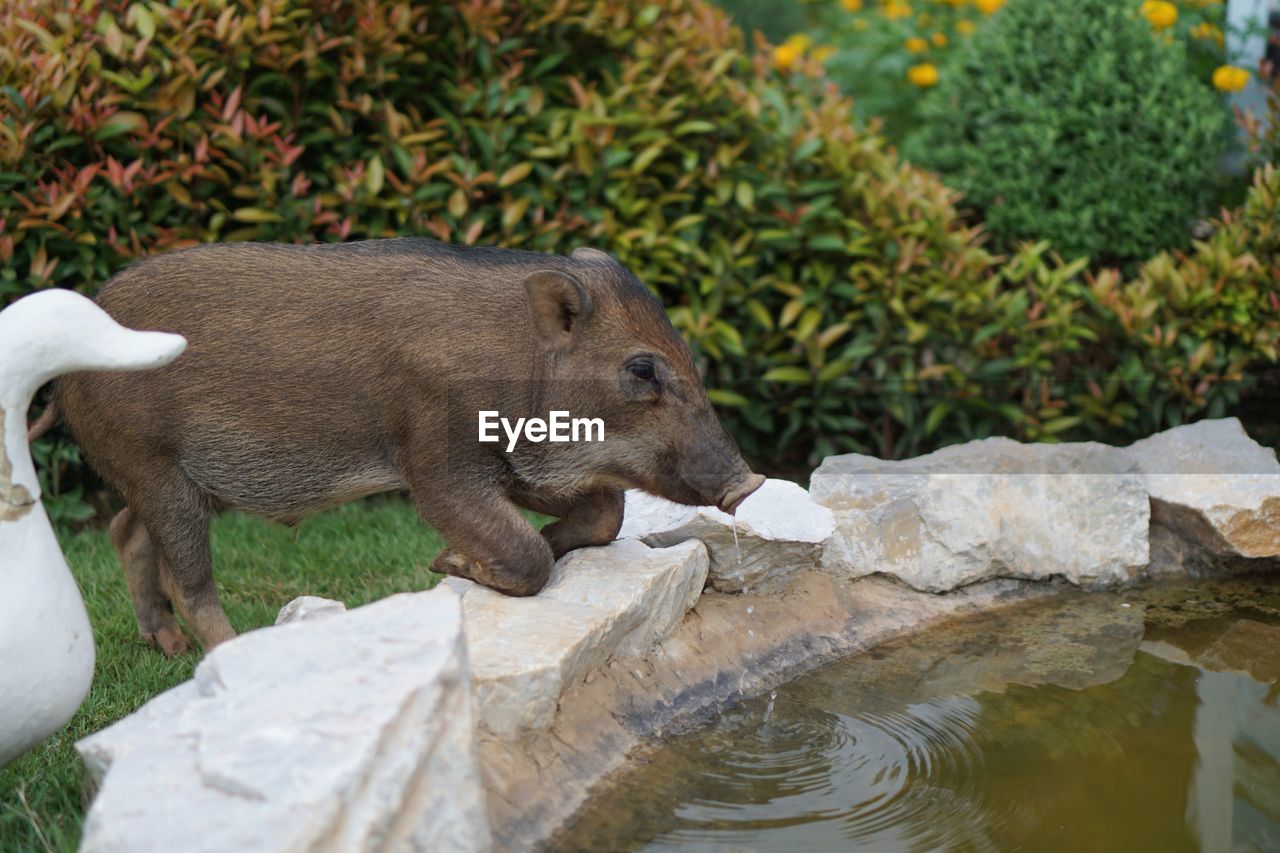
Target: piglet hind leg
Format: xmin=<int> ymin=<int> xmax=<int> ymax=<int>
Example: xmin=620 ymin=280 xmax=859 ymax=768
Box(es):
xmin=125 ymin=470 xmax=237 ymax=652
xmin=109 ymin=507 xmax=191 ymax=656
xmin=413 ymin=475 xmax=555 ymax=597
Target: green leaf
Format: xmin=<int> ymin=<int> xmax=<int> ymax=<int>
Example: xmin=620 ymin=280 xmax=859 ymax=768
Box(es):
xmin=636 ymin=5 xmax=661 ymax=27
xmin=924 ymin=403 xmax=951 ymax=436
xmin=746 ymin=299 xmax=774 ymax=331
xmin=231 ymin=207 xmax=283 ymax=223
xmin=130 ymin=3 xmax=156 ymax=39
xmin=808 ymin=234 xmax=845 ymax=252
xmin=673 ymin=120 xmax=716 ymax=136
xmin=1040 ymin=416 xmax=1083 ymax=434
xmin=795 ymin=308 xmax=822 ymax=342
xmin=706 ymin=389 xmax=749 ymax=407
xmin=632 ymin=144 xmax=665 ymax=174
xmin=817 ymin=359 xmax=851 ymax=382
xmin=502 ymin=196 xmax=531 ymax=229
xmin=93 ymin=112 xmax=145 ymax=140
xmin=366 ymin=155 xmax=385 ymax=195
xmin=794 ymin=137 xmax=822 ymax=161
xmin=763 ymin=367 xmax=812 ymax=383
xmin=498 ymin=162 xmax=533 ymax=187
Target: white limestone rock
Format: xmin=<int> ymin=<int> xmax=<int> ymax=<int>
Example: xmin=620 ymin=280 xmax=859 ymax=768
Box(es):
xmin=811 ymin=437 xmax=1150 ymax=592
xmin=618 ymin=479 xmax=834 ymax=593
xmin=274 ymin=595 xmax=346 ymax=625
xmin=543 ymin=538 xmax=709 ymax=659
xmin=445 ymin=538 xmax=708 ymax=737
xmin=1125 ymin=418 xmax=1280 ymax=558
xmin=77 ymin=588 xmax=491 ymax=853
xmin=442 ymin=582 xmax=610 ymax=740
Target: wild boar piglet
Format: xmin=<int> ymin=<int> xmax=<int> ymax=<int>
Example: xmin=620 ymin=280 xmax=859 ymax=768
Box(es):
xmin=47 ymin=240 xmax=764 ymax=655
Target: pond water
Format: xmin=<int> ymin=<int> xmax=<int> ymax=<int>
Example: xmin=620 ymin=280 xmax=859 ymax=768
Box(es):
xmin=558 ymin=576 xmax=1280 ymax=852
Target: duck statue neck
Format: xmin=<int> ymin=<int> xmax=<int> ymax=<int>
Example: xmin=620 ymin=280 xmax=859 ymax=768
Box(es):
xmin=0 ymin=289 xmax=185 ymax=768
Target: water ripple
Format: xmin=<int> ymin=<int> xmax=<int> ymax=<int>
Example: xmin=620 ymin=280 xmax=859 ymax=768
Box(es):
xmin=558 ymin=581 xmax=1280 ymax=853
xmin=637 ymin=692 xmax=1013 ymax=851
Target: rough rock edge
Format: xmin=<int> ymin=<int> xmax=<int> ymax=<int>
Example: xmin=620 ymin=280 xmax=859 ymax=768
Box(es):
xmin=619 ymin=481 xmax=835 ymax=593
xmin=445 ymin=539 xmax=709 ymax=737
xmin=76 ymin=590 xmax=492 ymax=853
xmin=1124 ymin=418 xmax=1280 ymax=558
xmin=810 ymin=439 xmax=1152 ymax=592
xmin=274 ymin=595 xmax=346 ymax=625
xmin=73 ymin=425 xmax=1280 ymax=850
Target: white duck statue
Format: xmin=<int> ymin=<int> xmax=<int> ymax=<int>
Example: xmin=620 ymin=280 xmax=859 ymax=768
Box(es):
xmin=0 ymin=289 xmax=185 ymax=768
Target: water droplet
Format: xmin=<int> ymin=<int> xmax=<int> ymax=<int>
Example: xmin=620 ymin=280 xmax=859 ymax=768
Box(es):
xmin=747 ymin=605 xmax=754 ymax=615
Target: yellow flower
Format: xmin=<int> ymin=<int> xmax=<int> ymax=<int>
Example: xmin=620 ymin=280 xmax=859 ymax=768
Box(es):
xmin=1191 ymin=22 xmax=1225 ymax=47
xmin=905 ymin=36 xmax=930 ymax=54
xmin=812 ymin=45 xmax=838 ymax=64
xmin=773 ymin=43 xmax=800 ymax=72
xmin=840 ymin=0 xmax=863 ymax=10
xmin=956 ymin=19 xmax=976 ymax=35
xmin=974 ymin=0 xmax=1004 ymax=14
xmin=1212 ymin=65 xmax=1250 ymax=93
xmin=931 ymin=31 xmax=948 ymax=48
xmin=907 ymin=62 xmax=939 ymax=87
xmin=853 ymin=18 xmax=869 ymax=30
xmin=1140 ymin=1 xmax=1177 ymax=31
xmin=883 ymin=2 xmax=912 ymax=21
xmin=785 ymin=33 xmax=812 ymax=54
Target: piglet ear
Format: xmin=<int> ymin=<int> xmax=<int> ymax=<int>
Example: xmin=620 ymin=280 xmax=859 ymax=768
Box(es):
xmin=571 ymin=246 xmax=614 ymax=263
xmin=524 ymin=270 xmax=592 ymax=352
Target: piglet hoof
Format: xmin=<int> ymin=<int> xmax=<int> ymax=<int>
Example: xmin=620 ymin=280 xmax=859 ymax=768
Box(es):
xmin=142 ymin=626 xmax=192 ymax=657
xmin=430 ymin=549 xmax=547 ymax=597
xmin=430 ymin=548 xmax=478 ymax=582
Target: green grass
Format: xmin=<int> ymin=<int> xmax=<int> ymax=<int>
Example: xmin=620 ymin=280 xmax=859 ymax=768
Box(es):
xmin=0 ymin=496 xmax=447 ymax=852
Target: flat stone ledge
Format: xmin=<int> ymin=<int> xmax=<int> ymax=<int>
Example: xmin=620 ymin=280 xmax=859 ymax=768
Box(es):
xmin=75 ymin=419 xmax=1280 ymax=853
xmin=1125 ymin=417 xmax=1280 ymax=559
xmin=444 ymin=538 xmax=708 ymax=738
xmin=619 ymin=479 xmax=834 ymax=593
xmin=77 ymin=589 xmax=490 ymax=853
xmin=811 ymin=437 xmax=1150 ymax=592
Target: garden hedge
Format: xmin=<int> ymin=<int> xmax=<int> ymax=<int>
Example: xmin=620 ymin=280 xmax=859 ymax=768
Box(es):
xmin=907 ymin=0 xmax=1234 ymax=268
xmin=0 ymin=0 xmax=1276 ymax=515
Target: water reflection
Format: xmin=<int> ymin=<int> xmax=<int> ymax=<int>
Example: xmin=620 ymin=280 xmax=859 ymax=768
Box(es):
xmin=558 ymin=578 xmax=1280 ymax=852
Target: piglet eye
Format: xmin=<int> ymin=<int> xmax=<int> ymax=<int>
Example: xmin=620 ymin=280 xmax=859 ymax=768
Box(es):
xmin=629 ymin=360 xmax=656 ymax=382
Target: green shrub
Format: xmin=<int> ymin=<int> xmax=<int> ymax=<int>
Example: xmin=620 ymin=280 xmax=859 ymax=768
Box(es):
xmin=1 ymin=0 xmax=1276 ymax=510
xmin=803 ymin=0 xmax=1001 ymax=142
xmin=1087 ymin=162 xmax=1280 ymax=435
xmin=907 ymin=0 xmax=1234 ymax=268
xmin=0 ymin=0 xmax=1007 ymax=480
xmin=711 ymin=0 xmax=811 ymax=44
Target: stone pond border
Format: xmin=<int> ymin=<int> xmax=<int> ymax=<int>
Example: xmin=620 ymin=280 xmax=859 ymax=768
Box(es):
xmin=75 ymin=418 xmax=1280 ymax=851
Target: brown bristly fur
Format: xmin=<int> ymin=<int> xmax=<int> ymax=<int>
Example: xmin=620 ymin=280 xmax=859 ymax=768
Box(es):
xmin=56 ymin=239 xmax=762 ymax=654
